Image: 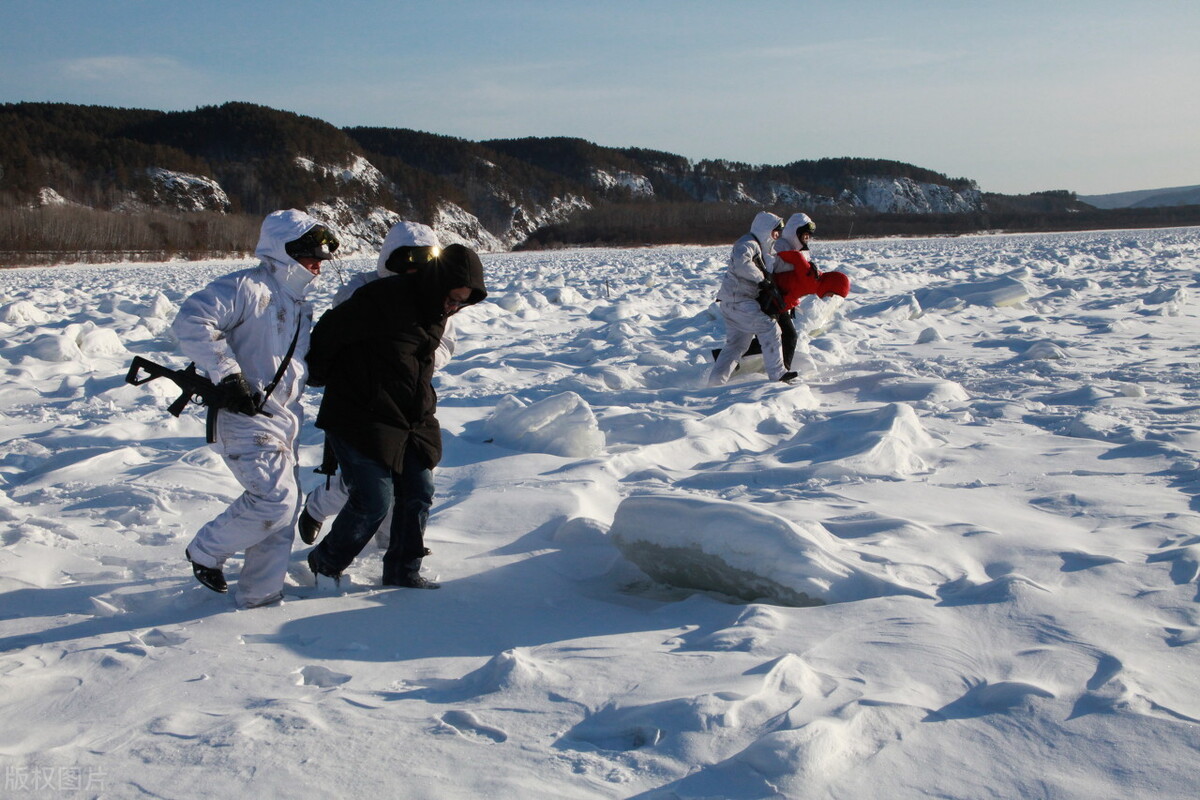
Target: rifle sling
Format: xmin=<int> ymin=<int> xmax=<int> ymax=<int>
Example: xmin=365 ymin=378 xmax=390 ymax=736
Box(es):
xmin=258 ymin=317 xmax=303 ymax=412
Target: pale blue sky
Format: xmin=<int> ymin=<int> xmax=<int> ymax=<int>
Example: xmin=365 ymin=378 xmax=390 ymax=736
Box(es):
xmin=3 ymin=1 xmax=1197 ymax=196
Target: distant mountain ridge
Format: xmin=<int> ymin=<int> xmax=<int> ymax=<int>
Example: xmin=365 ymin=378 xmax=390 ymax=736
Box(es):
xmin=1 ymin=101 xmax=995 ymax=252
xmin=1079 ymin=185 xmax=1200 ymax=210
xmin=5 ymin=101 xmax=1192 ymax=257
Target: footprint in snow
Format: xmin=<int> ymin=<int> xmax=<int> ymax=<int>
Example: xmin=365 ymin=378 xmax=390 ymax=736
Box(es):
xmin=147 ymin=710 xmax=224 ymax=740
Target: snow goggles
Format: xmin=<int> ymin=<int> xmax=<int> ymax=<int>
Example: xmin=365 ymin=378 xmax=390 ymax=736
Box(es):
xmin=285 ymin=226 xmax=339 ymax=260
xmin=386 ymin=245 xmax=442 ymax=272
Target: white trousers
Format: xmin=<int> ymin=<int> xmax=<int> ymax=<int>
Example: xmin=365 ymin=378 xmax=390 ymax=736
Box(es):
xmin=708 ymin=299 xmax=786 ymax=385
xmin=305 ymin=472 xmax=348 ymax=522
xmin=187 ymin=447 xmax=302 ymax=608
xmin=306 ymin=471 xmax=392 ymax=548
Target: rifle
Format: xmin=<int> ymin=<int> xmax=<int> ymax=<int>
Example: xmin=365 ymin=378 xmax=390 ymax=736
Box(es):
xmin=125 ymin=356 xmax=225 ymax=443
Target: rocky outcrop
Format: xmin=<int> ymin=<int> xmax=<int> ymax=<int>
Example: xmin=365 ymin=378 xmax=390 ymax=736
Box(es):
xmin=590 ymin=169 xmax=655 ymax=198
xmin=851 ymin=177 xmax=982 ymax=214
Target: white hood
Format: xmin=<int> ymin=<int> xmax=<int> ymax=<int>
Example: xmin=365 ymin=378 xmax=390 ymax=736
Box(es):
xmin=749 ymin=211 xmax=784 ymax=255
xmin=255 ymin=209 xmax=329 ymax=298
xmin=778 ymin=212 xmax=814 ymax=253
xmin=377 ymin=221 xmax=441 ymax=277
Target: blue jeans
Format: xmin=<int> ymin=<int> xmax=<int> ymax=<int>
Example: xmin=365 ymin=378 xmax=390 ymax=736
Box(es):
xmin=312 ymin=432 xmax=434 ymax=576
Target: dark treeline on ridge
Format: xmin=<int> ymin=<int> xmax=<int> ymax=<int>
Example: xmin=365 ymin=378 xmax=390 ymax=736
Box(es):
xmin=522 ymin=200 xmax=1200 ymax=249
xmin=2 ymin=101 xmax=1198 ymax=265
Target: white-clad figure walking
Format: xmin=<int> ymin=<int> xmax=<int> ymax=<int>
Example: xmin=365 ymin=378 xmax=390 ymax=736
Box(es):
xmin=709 ymin=211 xmax=797 ymax=386
xmin=173 ymin=209 xmax=336 ymax=608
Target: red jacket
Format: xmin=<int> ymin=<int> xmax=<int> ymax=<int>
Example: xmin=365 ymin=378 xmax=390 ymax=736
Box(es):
xmin=774 ymin=250 xmax=850 ymax=308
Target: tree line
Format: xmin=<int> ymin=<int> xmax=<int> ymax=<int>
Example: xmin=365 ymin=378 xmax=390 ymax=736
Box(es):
xmin=521 ymin=200 xmax=1200 ymax=249
xmin=0 ymin=206 xmax=261 ymax=266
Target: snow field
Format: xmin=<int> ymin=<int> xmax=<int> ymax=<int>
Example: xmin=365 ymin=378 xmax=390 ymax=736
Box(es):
xmin=1 ymin=229 xmax=1199 ymax=798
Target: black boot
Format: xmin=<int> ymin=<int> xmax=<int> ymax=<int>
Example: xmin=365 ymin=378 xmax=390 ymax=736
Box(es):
xmin=779 ymin=371 xmax=799 ymax=384
xmin=307 ymin=549 xmax=341 ymax=586
xmin=298 ymin=507 xmax=322 ymax=545
xmin=186 ymin=548 xmax=227 ymax=593
xmin=383 ymin=558 xmax=440 ymax=589
xmin=390 ymin=572 xmax=440 ymax=589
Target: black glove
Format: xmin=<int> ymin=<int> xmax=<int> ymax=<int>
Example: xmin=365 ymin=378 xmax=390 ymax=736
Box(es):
xmin=758 ymin=279 xmax=775 ymax=293
xmin=218 ymin=373 xmax=260 ymax=415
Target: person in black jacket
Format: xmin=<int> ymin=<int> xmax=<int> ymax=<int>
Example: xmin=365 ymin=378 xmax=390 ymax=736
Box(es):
xmin=304 ymin=243 xmax=487 ymax=588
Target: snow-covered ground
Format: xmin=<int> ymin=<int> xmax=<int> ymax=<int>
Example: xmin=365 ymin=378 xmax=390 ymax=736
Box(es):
xmin=2 ymin=228 xmax=1199 ymax=798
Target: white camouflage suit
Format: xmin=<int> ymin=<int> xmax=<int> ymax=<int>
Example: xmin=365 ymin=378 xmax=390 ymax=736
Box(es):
xmin=305 ymin=221 xmax=454 ymax=533
xmin=172 ymin=210 xmax=321 ymax=607
xmin=708 ymin=211 xmax=787 ymax=385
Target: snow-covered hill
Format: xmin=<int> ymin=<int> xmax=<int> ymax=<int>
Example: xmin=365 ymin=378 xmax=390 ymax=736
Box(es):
xmin=1081 ymin=184 xmax=1200 ymax=209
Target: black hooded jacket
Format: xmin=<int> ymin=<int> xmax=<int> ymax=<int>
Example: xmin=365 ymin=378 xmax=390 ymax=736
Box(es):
xmin=306 ymin=244 xmax=487 ymax=472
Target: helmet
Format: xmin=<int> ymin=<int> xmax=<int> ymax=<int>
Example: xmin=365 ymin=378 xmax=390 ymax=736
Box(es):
xmin=285 ymin=225 xmax=339 ymax=261
xmin=791 ymin=213 xmax=816 ymax=236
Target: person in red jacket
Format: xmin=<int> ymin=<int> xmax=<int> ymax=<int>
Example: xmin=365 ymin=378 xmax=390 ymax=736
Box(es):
xmin=769 ymin=213 xmax=850 ymax=369
xmin=774 ymin=213 xmax=850 ymax=300
xmin=711 ymin=213 xmax=850 ymax=372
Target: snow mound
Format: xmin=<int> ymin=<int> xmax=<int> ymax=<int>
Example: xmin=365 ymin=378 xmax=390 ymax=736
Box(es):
xmin=609 ymin=494 xmax=923 ymax=606
xmin=1142 ymin=285 xmax=1188 ymax=306
xmin=1019 ymin=340 xmax=1069 ymax=361
xmin=495 ymin=292 xmax=532 ymax=314
xmin=73 ymin=322 xmax=127 ymax=356
xmin=917 ymin=274 xmax=1032 ymax=310
xmin=2 ymin=300 xmax=51 ymax=325
xmin=29 ymin=322 xmax=126 ymax=361
xmin=143 ymin=292 xmax=175 ymax=320
xmin=30 ymin=332 xmax=83 ymax=362
xmin=794 ymin=295 xmax=845 ymax=336
xmin=871 ymin=377 xmax=969 ymax=404
xmin=916 ymin=326 xmax=944 ymax=344
xmin=486 ymin=391 xmax=605 ymax=457
xmin=588 ymin=301 xmax=642 ymax=322
xmin=455 ymin=648 xmax=570 ymax=695
xmin=544 ymin=286 xmax=585 ymax=305
xmin=734 ymin=701 xmax=923 ymax=796
xmin=776 ymin=403 xmax=937 ymax=479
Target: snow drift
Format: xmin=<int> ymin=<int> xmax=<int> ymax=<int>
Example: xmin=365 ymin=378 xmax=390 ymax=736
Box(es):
xmin=609 ymin=494 xmax=930 ymax=606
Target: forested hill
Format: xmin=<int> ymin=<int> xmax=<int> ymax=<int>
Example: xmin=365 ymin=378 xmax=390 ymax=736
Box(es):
xmin=3 ymin=100 xmax=1189 ymax=263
